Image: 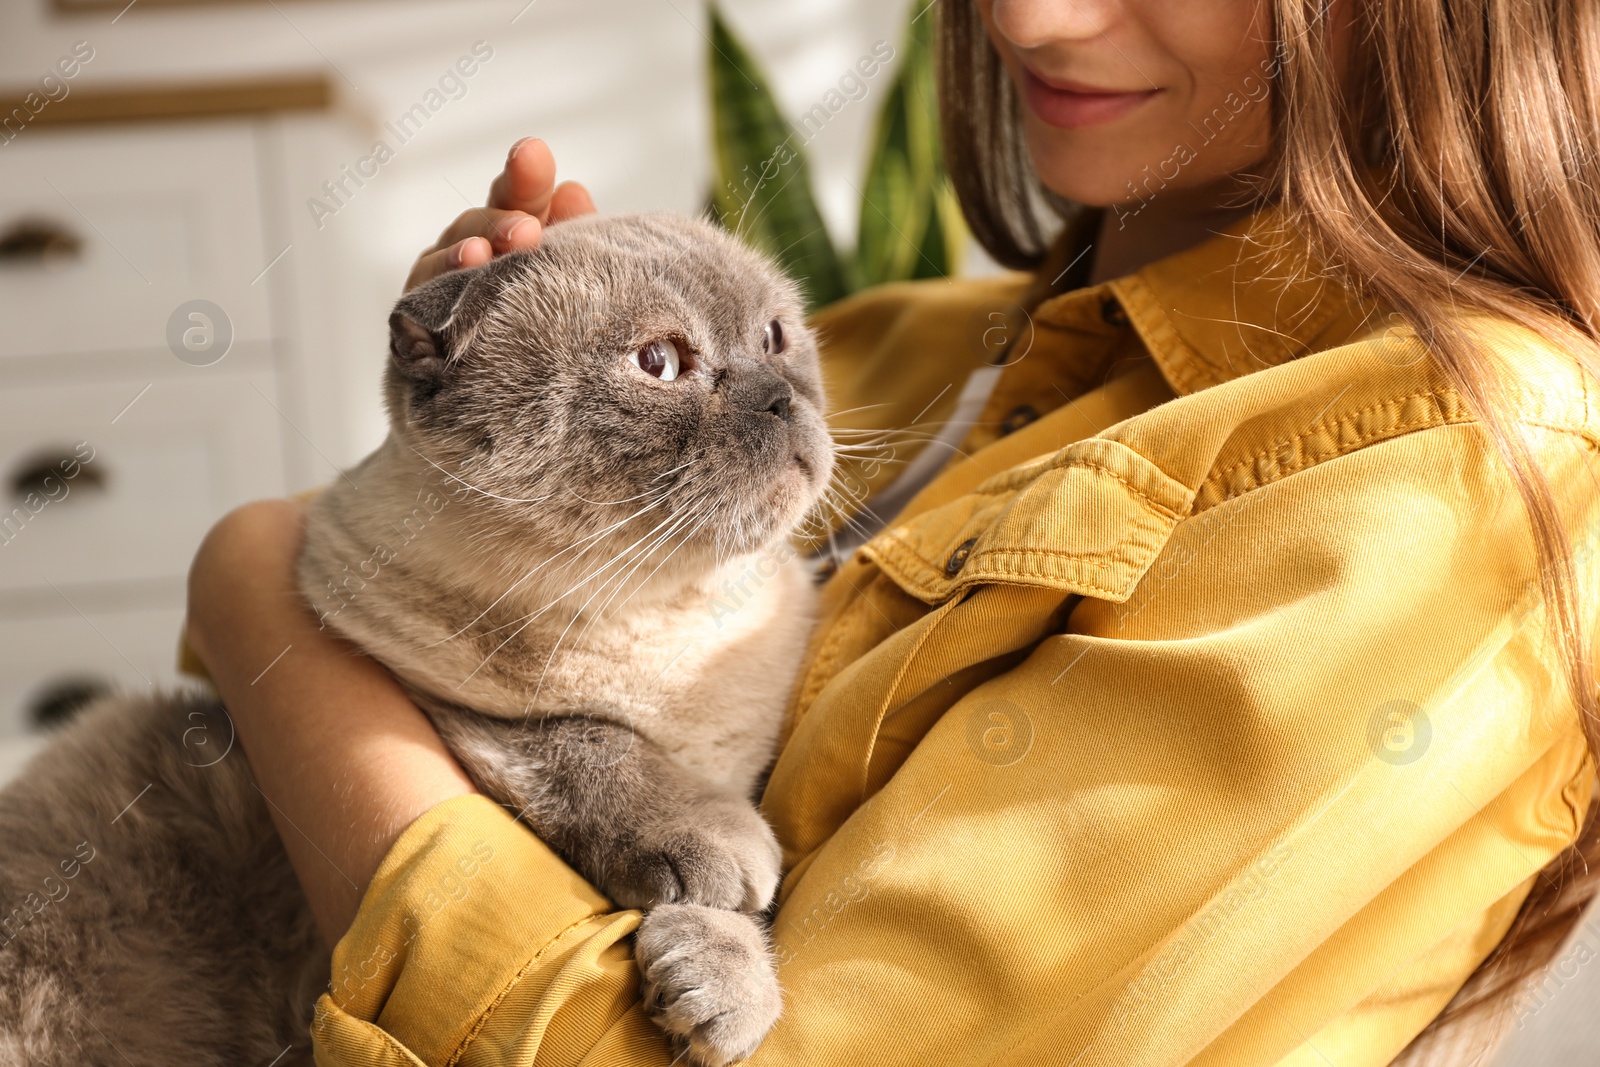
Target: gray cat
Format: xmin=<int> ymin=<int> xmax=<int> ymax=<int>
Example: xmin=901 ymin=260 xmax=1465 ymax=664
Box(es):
xmin=0 ymin=213 xmax=835 ymax=1067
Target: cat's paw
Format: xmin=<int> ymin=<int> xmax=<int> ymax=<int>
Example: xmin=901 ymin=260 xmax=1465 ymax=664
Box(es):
xmin=603 ymin=795 xmax=780 ymax=912
xmin=636 ymin=904 xmax=781 ymax=1067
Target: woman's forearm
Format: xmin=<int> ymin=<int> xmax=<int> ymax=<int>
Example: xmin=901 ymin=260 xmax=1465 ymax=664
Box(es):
xmin=182 ymin=142 xmax=584 ymax=950
xmin=185 ymin=500 xmax=478 ymax=947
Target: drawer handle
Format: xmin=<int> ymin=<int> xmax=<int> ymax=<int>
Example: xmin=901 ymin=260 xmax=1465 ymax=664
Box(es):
xmin=8 ymin=446 xmax=105 ymax=502
xmin=0 ymin=218 xmax=82 ymax=265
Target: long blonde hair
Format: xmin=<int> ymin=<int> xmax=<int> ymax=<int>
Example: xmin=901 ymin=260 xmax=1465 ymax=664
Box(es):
xmin=938 ymin=0 xmax=1600 ymax=1050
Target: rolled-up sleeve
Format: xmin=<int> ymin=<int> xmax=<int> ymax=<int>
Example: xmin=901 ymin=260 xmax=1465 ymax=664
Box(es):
xmin=311 ymin=793 xmax=670 ymax=1067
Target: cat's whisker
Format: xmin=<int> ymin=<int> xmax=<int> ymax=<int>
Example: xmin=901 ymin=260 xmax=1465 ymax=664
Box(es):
xmin=827 ymin=428 xmax=953 ymax=446
xmin=519 ymin=498 xmax=695 ymax=618
xmin=465 ymin=485 xmax=710 ymax=671
xmin=826 ymin=434 xmax=952 ymax=450
xmin=402 ymin=443 xmax=556 ymax=505
xmin=730 ymin=164 xmax=814 ymax=247
xmin=823 ymin=483 xmax=886 ymax=530
xmin=565 ymin=461 xmax=693 ymax=507
xmin=807 ymin=507 xmax=877 ymax=547
xmin=829 ymin=410 xmax=961 ymax=430
xmin=824 ymin=402 xmax=892 ymax=421
xmin=441 ymin=490 xmax=687 ymax=651
xmin=579 ymin=502 xmax=720 ymax=650
xmin=802 ymin=480 xmax=885 ymax=544
xmin=766 ymin=218 xmax=828 ymax=266
xmin=428 ymin=490 xmax=677 ymax=647
xmin=569 ymin=504 xmax=713 ymax=649
xmin=829 ymin=446 xmax=914 ymax=460
xmin=527 ymin=504 xmax=714 ymax=705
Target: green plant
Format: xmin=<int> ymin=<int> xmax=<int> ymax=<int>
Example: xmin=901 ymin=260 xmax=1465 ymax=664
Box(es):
xmin=707 ymin=3 xmax=965 ymax=311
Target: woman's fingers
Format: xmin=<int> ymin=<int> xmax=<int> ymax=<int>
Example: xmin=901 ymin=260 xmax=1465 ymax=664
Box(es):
xmin=488 ymin=136 xmax=559 ymax=218
xmin=405 ymin=219 xmax=540 ymax=292
xmin=549 ymin=180 xmax=597 ymax=223
xmin=404 ymin=139 xmax=592 ymax=292
xmin=429 ymin=207 xmax=543 ymax=257
xmin=406 ymin=235 xmax=489 ymax=291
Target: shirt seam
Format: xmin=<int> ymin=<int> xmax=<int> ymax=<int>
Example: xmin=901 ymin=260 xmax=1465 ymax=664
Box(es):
xmin=970 ymin=458 xmax=1185 ymax=519
xmin=1198 ymin=394 xmax=1599 ymax=513
xmin=1199 ymin=388 xmax=1466 ymax=505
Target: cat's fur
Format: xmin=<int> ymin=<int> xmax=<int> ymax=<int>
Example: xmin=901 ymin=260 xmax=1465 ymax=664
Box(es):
xmin=0 ymin=213 xmax=835 ymax=1066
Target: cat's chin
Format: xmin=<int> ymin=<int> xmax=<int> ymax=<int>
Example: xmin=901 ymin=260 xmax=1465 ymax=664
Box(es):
xmin=692 ymin=471 xmax=821 ymax=562
xmin=764 ymin=457 xmax=828 ymax=526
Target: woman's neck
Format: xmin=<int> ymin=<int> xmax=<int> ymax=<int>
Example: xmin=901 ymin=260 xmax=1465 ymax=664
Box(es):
xmin=1087 ymin=176 xmax=1264 ymax=285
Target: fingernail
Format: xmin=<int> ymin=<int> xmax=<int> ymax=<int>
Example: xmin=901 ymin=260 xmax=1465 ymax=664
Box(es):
xmin=448 ymin=240 xmax=466 ymax=267
xmin=508 ymin=136 xmax=535 ymax=162
xmin=504 ymin=217 xmax=540 ymax=244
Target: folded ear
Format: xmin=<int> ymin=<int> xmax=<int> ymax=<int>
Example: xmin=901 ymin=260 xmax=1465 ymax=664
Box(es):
xmin=389 ymin=267 xmax=476 ymax=386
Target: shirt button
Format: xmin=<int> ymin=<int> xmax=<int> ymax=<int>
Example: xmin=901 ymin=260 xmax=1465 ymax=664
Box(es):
xmin=1000 ymin=405 xmax=1038 ymax=436
xmin=1100 ymin=296 xmax=1129 ymax=327
xmin=946 ymin=537 xmax=978 ymax=576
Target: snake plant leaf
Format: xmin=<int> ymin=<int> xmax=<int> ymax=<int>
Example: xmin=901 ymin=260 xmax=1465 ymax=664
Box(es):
xmin=707 ymin=5 xmax=850 ymax=310
xmin=855 ymin=3 xmax=964 ymax=287
xmin=911 ymin=178 xmax=965 ymax=280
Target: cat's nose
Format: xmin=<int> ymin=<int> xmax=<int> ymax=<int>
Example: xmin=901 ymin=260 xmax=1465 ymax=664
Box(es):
xmin=766 ymin=390 xmax=792 ymax=422
xmin=741 ymin=372 xmax=794 ymax=423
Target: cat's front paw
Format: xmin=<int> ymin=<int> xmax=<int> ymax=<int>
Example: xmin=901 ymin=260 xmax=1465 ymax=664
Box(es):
xmin=603 ymin=794 xmax=780 ymax=912
xmin=636 ymin=904 xmax=781 ymax=1067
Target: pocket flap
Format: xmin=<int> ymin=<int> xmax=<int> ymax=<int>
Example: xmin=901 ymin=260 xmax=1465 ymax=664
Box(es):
xmin=859 ymin=438 xmax=1194 ymax=604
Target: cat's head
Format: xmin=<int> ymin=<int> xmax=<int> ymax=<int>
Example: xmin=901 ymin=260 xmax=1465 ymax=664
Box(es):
xmin=384 ymin=212 xmax=835 ymax=565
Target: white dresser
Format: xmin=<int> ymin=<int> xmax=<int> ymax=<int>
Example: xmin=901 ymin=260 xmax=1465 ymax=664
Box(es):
xmin=0 ymin=99 xmax=363 ymax=748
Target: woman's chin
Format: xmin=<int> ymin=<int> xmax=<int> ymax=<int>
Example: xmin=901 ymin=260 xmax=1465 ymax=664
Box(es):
xmin=1022 ymin=129 xmax=1170 ymax=208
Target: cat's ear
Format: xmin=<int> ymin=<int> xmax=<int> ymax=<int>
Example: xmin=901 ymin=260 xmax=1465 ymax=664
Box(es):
xmin=388 ymin=267 xmax=475 ymax=385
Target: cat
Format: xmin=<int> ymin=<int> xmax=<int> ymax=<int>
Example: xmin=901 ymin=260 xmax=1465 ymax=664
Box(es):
xmin=0 ymin=212 xmax=836 ymax=1067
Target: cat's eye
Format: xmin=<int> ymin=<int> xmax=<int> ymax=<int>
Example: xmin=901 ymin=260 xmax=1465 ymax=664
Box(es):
xmin=762 ymin=319 xmax=786 ymax=355
xmin=630 ymin=339 xmax=681 ymax=381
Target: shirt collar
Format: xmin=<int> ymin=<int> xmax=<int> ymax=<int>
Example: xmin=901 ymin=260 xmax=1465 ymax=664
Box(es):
xmin=1032 ymin=203 xmax=1385 ymax=396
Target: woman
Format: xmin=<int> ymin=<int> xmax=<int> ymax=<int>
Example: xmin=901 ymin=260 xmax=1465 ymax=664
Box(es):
xmin=183 ymin=0 xmax=1600 ymax=1063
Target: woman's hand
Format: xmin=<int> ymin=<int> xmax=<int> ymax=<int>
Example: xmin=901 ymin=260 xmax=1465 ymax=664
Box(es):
xmin=405 ymin=136 xmax=597 ymax=291
xmin=186 ymin=500 xmax=478 ymax=948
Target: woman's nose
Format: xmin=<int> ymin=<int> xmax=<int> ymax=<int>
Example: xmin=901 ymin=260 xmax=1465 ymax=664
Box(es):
xmin=988 ymin=0 xmax=1122 ymax=50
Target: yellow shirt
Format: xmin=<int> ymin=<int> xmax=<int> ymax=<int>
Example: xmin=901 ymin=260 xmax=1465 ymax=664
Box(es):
xmin=305 ymin=205 xmax=1599 ymax=1067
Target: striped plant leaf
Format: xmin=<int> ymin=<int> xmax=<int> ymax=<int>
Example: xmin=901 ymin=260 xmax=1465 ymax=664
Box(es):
xmin=707 ymin=5 xmax=850 ymax=310
xmin=855 ymin=4 xmax=963 ymax=287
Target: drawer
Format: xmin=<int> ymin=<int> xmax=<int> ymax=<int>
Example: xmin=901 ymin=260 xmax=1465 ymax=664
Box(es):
xmin=0 ymin=123 xmax=274 ymax=361
xmin=0 ymin=371 xmax=288 ymax=594
xmin=0 ymin=602 xmax=189 ymax=739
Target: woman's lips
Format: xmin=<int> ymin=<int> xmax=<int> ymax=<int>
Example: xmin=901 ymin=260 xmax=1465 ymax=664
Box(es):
xmin=1022 ymin=70 xmax=1161 ymax=130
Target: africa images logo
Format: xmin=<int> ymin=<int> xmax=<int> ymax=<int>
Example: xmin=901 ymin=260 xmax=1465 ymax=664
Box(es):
xmin=1366 ymin=699 xmax=1431 ymax=766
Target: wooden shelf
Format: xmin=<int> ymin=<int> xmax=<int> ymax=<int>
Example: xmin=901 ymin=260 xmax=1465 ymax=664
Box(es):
xmin=53 ymin=0 xmax=347 ymax=10
xmin=1 ymin=73 xmax=332 ymax=128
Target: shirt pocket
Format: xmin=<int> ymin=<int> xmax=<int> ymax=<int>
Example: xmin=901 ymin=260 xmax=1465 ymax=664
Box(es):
xmin=860 ymin=437 xmax=1196 ymax=606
